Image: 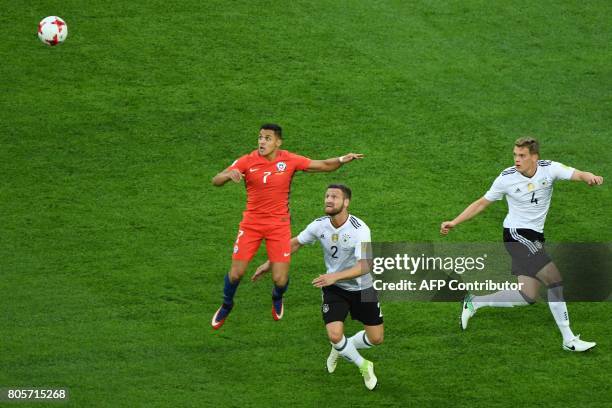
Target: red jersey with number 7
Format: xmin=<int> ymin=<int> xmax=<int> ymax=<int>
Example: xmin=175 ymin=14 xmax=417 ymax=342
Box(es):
xmin=228 ymin=150 xmax=311 ymax=225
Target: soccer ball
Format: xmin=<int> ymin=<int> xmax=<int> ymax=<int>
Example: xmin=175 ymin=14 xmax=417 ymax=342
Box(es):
xmin=38 ymin=16 xmax=68 ymax=46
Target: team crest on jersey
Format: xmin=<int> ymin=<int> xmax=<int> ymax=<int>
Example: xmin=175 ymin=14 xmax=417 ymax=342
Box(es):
xmin=276 ymin=161 xmax=287 ymax=171
xmin=233 ymin=245 xmax=239 ymax=254
xmin=322 ymin=304 xmax=329 ymax=313
xmin=332 ymin=233 xmax=339 ymax=242
xmin=527 ymin=183 xmax=535 ymax=192
xmin=341 ymin=234 xmax=350 ymax=245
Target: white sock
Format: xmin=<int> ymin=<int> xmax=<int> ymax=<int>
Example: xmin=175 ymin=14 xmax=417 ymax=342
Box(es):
xmin=332 ymin=335 xmax=364 ymax=367
xmin=349 ymin=330 xmax=373 ymax=350
xmin=473 ymin=290 xmax=531 ymax=310
xmin=547 ymin=284 xmax=575 ymax=343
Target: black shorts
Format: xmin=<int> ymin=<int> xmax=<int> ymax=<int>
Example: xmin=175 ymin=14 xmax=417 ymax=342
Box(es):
xmin=503 ymin=228 xmax=552 ymax=277
xmin=321 ymin=285 xmax=383 ymax=326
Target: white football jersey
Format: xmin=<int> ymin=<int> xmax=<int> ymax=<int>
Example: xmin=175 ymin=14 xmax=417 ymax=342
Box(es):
xmin=484 ymin=160 xmax=574 ymax=232
xmin=297 ymin=214 xmax=372 ymax=291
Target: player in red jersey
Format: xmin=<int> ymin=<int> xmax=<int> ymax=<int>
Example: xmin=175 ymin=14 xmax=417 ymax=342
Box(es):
xmin=211 ymin=123 xmax=363 ymax=329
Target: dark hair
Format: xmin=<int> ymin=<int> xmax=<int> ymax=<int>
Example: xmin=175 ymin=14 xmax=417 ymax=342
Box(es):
xmin=327 ymin=184 xmax=352 ymax=200
xmin=514 ymin=137 xmax=539 ymax=155
xmin=260 ymin=123 xmax=283 ymax=139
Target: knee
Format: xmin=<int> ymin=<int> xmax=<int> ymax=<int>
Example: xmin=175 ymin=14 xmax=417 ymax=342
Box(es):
xmin=328 ymin=331 xmax=344 ymax=345
xmin=537 ymin=262 xmax=561 ymax=285
xmin=271 ymin=265 xmax=289 ymax=286
xmin=519 ymin=290 xmax=537 ymax=305
xmin=368 ymin=332 xmax=384 ymax=345
xmin=272 ymin=273 xmax=288 ymax=287
xmin=228 ymin=268 xmax=246 ymax=282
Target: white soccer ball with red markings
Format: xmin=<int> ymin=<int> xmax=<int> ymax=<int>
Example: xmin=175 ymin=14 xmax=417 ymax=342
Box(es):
xmin=38 ymin=16 xmax=68 ymax=46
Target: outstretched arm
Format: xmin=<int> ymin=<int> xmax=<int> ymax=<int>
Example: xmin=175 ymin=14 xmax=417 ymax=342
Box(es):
xmin=440 ymin=197 xmax=493 ymax=235
xmin=211 ymin=169 xmax=243 ymax=186
xmin=571 ymin=169 xmax=604 ymax=186
xmin=306 ymin=153 xmax=364 ymax=172
xmin=312 ymin=259 xmax=370 ymax=288
xmin=251 ymin=237 xmax=303 ymax=281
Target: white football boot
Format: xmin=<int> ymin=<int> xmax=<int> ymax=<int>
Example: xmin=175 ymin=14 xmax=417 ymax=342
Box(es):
xmin=563 ymin=335 xmax=596 ymax=352
xmin=359 ymin=360 xmax=377 ymax=390
xmin=327 ymin=347 xmax=340 ymax=374
xmin=326 ymin=346 xmax=339 ymax=373
xmin=461 ymin=293 xmax=476 ymax=330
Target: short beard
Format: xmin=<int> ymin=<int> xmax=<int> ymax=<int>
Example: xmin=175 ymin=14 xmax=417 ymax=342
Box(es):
xmin=325 ymin=207 xmax=343 ymax=216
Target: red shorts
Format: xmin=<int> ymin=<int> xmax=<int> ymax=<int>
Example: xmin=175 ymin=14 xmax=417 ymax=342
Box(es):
xmin=232 ymin=222 xmax=291 ymax=263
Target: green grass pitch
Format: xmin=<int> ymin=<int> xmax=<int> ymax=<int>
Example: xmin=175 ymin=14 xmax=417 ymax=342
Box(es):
xmin=1 ymin=1 xmax=610 ymax=406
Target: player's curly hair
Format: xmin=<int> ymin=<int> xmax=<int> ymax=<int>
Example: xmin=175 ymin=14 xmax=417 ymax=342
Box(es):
xmin=515 ymin=137 xmax=539 ymax=155
xmin=327 ymin=184 xmax=352 ymax=200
